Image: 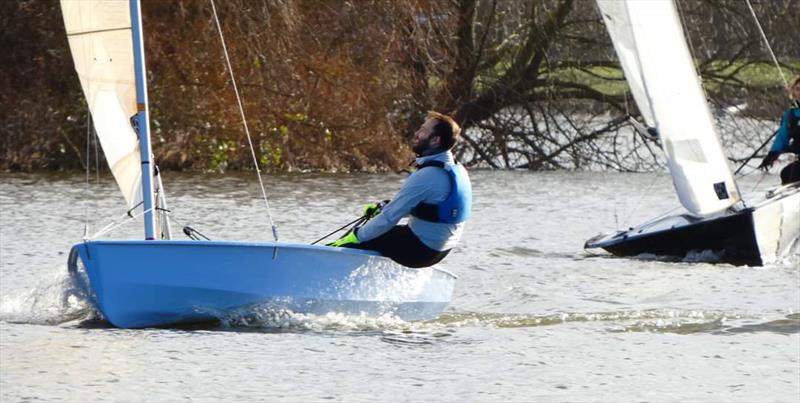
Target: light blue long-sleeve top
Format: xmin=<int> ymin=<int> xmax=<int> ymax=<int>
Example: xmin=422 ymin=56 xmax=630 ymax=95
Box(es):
xmin=356 ymin=150 xmax=466 ymax=251
xmin=769 ymin=107 xmax=800 ymax=153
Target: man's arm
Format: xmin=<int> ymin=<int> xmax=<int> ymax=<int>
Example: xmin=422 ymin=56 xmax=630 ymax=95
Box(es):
xmin=355 ymin=169 xmax=440 ymax=242
xmin=769 ymin=109 xmax=792 ymax=153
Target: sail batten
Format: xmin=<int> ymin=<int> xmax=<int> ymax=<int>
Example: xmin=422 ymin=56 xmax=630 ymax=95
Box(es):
xmin=66 ymin=26 xmax=132 ymax=37
xmin=597 ymin=0 xmax=740 ymax=215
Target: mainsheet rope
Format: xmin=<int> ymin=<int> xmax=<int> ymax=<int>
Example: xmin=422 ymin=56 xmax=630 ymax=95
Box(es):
xmin=208 ymin=0 xmax=279 ymax=243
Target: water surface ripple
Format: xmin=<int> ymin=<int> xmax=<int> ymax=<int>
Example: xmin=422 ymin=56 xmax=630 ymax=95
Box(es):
xmin=1 ymin=171 xmax=798 ymax=402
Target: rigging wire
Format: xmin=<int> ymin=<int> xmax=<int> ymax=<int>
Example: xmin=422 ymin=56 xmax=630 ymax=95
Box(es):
xmin=82 ymin=107 xmax=103 ymax=240
xmin=745 ymin=0 xmax=789 ymax=90
xmin=619 ymin=173 xmax=661 ymax=230
xmin=84 ymin=110 xmax=92 ymax=239
xmin=91 ymin=206 xmax=157 ymax=239
xmin=675 ymin=0 xmax=701 ymax=74
xmin=741 ymin=2 xmax=792 ymax=189
xmin=747 ymin=169 xmax=768 ymax=195
xmin=208 ymin=0 xmax=279 ymax=243
xmin=741 ymin=0 xmax=789 ymax=179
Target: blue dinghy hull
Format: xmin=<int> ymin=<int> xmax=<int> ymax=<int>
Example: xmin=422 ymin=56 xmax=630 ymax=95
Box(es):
xmin=68 ymin=240 xmax=456 ymax=328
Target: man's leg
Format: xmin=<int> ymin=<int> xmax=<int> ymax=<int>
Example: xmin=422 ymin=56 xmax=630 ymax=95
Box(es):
xmin=779 ymin=160 xmax=800 ymax=184
xmin=347 ymin=225 xmax=450 ymax=268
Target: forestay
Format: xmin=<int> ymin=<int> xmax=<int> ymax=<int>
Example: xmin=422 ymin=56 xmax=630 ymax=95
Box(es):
xmin=61 ymin=0 xmax=143 ymax=210
xmin=596 ymin=0 xmax=740 ymax=216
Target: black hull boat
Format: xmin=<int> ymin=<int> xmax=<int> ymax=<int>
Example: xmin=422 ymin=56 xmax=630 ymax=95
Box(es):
xmin=587 ymin=0 xmax=800 ymax=266
xmin=586 ymin=183 xmax=800 ymax=266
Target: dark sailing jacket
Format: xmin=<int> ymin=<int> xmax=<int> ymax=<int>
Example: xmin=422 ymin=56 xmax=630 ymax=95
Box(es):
xmin=770 ymin=106 xmax=800 ymax=154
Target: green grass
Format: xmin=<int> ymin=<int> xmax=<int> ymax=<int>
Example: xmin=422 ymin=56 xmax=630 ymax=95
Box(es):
xmin=540 ymin=60 xmax=799 ymax=97
xmin=702 ymin=60 xmax=800 ymax=88
xmin=542 ymin=65 xmax=628 ymax=95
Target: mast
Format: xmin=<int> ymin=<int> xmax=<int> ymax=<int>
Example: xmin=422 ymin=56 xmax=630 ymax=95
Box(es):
xmin=129 ymin=0 xmax=156 ymax=240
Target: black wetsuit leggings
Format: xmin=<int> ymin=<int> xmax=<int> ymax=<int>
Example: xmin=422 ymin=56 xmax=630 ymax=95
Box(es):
xmin=780 ymin=160 xmax=800 ymax=184
xmin=345 ymin=225 xmax=450 ymax=268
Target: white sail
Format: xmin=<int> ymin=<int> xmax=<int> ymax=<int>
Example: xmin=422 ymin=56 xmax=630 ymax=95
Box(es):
xmin=597 ymin=0 xmax=740 ymax=215
xmin=60 ymin=0 xmax=143 ymax=210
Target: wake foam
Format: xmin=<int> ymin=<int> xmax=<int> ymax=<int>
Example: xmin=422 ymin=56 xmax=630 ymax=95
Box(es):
xmin=208 ymin=302 xmax=419 ymax=332
xmin=0 ymin=266 xmax=96 ymax=326
xmin=198 ymin=306 xmax=764 ymax=336
xmin=683 ymin=249 xmax=724 ymax=263
xmin=2 ymin=266 xmax=787 ymax=337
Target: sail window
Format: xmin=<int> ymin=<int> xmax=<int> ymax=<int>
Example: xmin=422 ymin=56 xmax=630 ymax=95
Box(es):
xmin=713 ymin=182 xmax=730 ymax=200
xmin=665 ymin=139 xmax=707 ymax=163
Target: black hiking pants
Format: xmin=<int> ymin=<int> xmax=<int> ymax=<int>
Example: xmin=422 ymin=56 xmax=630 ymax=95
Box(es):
xmin=346 ymin=225 xmax=450 ymax=268
xmin=780 ymin=160 xmax=800 ymax=184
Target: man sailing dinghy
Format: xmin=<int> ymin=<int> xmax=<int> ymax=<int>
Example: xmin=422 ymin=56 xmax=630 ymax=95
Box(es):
xmin=584 ymin=0 xmax=800 ymax=265
xmin=61 ymin=0 xmax=455 ymax=328
xmin=328 ymin=112 xmax=472 ymax=269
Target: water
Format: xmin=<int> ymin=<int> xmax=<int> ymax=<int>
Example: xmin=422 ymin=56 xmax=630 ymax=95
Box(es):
xmin=1 ymin=170 xmax=798 ymax=402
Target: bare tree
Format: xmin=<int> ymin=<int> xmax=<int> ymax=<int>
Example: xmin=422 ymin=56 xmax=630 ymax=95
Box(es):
xmin=390 ymin=0 xmax=798 ymax=170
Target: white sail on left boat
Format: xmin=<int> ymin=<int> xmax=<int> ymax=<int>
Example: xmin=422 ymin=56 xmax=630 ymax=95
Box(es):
xmin=61 ymin=0 xmax=455 ymax=328
xmin=585 ymin=0 xmax=800 ymax=265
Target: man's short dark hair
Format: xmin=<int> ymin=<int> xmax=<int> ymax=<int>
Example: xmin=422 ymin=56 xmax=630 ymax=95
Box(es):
xmin=427 ymin=111 xmax=461 ymax=150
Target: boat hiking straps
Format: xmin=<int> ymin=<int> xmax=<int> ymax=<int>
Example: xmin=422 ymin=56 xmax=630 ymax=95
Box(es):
xmin=734 ymin=129 xmax=779 ymax=175
xmin=157 ymin=212 xmax=209 ymax=241
xmin=183 ymin=226 xmax=210 ymax=241
xmin=208 ymin=0 xmax=278 ymax=245
xmin=311 ymin=215 xmax=368 ymax=245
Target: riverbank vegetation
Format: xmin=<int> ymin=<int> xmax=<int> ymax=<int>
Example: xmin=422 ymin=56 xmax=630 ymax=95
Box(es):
xmin=2 ymin=0 xmax=797 ymax=172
